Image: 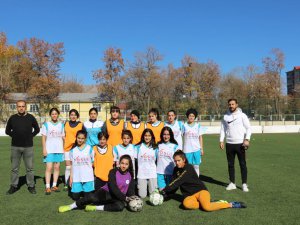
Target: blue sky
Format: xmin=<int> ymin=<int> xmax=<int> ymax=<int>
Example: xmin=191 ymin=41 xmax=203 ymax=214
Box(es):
xmin=0 ymin=0 xmax=299 ymax=85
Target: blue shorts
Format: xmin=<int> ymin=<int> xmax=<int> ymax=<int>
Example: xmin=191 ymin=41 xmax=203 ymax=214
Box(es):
xmin=185 ymin=150 xmax=201 ymax=165
xmin=43 ymin=153 xmax=64 ymax=163
xmin=71 ymin=181 xmax=95 ymax=193
xmin=157 ymin=174 xmax=172 ymax=189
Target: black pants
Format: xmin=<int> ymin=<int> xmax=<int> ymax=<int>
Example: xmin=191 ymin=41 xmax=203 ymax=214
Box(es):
xmin=226 ymin=143 xmax=247 ymax=184
xmin=75 ymin=188 xmax=125 ymax=212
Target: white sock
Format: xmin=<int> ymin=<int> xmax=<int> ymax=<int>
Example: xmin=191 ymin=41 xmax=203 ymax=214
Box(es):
xmin=52 ymin=182 xmax=57 ymax=187
xmin=70 ymin=202 xmax=77 ymax=209
xmin=193 ymin=165 xmax=200 ymax=176
xmin=96 ymin=205 xmax=104 ymax=211
xmin=65 ymin=166 xmax=71 ymax=184
xmin=46 ymin=184 xmax=50 ymax=188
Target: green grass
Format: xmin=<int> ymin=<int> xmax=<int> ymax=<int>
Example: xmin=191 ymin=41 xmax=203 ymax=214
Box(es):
xmin=0 ymin=134 xmax=300 ymax=225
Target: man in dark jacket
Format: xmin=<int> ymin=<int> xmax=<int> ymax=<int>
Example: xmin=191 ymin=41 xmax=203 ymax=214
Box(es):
xmin=5 ymin=100 xmax=40 ymax=194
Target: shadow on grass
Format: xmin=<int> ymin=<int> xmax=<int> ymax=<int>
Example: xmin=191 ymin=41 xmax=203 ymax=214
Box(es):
xmin=18 ymin=175 xmax=42 ymax=189
xmin=200 ymin=174 xmax=227 ymax=187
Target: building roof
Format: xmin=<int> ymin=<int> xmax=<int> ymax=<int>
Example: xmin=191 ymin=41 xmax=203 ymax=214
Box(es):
xmin=6 ymin=93 xmax=113 ymax=103
xmin=294 ymin=66 xmax=300 ymax=70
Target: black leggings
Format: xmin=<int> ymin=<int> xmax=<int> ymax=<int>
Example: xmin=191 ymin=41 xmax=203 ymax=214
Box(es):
xmin=75 ymin=188 xmax=125 ymax=212
xmin=226 ymin=143 xmax=247 ymax=184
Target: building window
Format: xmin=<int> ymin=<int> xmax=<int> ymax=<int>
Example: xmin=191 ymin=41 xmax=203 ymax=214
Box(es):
xmin=9 ymin=104 xmax=16 ymax=111
xmin=61 ymin=104 xmax=70 ymax=113
xmin=29 ymin=104 xmax=39 ymax=112
xmin=93 ymin=103 xmax=101 ymax=112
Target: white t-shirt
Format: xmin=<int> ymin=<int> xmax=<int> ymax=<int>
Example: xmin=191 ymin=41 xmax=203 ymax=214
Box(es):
xmin=157 ymin=142 xmax=178 ymax=175
xmin=69 ymin=144 xmax=94 ymax=183
xmin=135 ymin=143 xmax=158 ymax=179
xmin=113 ymin=144 xmax=136 ymax=162
xmin=183 ymin=122 xmax=203 ymax=153
xmin=41 ymin=121 xmax=65 ymax=154
xmin=164 ymin=120 xmax=184 ymax=149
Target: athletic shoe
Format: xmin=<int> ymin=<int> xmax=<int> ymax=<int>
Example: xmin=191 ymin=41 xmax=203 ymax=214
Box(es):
xmin=226 ymin=182 xmax=237 ymax=190
xmin=51 ymin=186 xmax=60 ymax=192
xmin=63 ymin=185 xmax=69 ymax=192
xmin=6 ymin=186 xmax=18 ymax=195
xmin=58 ymin=205 xmax=72 ymax=213
xmin=28 ymin=186 xmax=37 ymax=194
xmin=45 ymin=188 xmax=51 ymax=195
xmin=231 ymin=202 xmax=247 ymax=208
xmin=85 ymin=205 xmax=97 ymax=212
xmin=242 ymin=183 xmax=249 ymax=192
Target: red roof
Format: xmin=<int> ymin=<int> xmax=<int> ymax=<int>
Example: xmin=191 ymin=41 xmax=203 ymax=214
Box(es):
xmin=294 ymin=66 xmax=300 ymax=70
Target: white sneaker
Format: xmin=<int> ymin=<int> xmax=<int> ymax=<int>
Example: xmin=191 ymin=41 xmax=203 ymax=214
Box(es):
xmin=242 ymin=183 xmax=249 ymax=192
xmin=226 ymin=182 xmax=237 ymax=190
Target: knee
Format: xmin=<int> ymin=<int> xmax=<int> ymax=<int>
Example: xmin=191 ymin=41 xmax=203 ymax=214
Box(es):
xmin=183 ymin=197 xmax=198 ymax=210
xmin=46 ymin=165 xmax=52 ymax=172
xmin=54 ymin=164 xmax=60 ymax=171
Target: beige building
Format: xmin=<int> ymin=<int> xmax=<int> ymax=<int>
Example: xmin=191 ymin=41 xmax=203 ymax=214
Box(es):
xmin=5 ymin=93 xmax=114 ymax=124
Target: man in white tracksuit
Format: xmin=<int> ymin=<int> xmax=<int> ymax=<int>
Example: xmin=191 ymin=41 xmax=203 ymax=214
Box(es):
xmin=220 ymin=99 xmax=251 ymax=192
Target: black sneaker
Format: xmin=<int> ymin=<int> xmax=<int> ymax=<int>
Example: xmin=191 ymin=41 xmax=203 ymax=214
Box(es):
xmin=28 ymin=186 xmax=37 ymax=194
xmin=6 ymin=186 xmax=18 ymax=195
xmin=231 ymin=201 xmax=247 ymax=208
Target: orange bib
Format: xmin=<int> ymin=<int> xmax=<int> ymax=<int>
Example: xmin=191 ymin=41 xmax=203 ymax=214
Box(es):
xmin=127 ymin=121 xmax=145 ymax=144
xmin=64 ymin=121 xmax=83 ymax=152
xmin=146 ymin=121 xmax=164 ymax=143
xmin=93 ymin=145 xmax=114 ymax=181
xmin=107 ymin=119 xmax=124 ymax=147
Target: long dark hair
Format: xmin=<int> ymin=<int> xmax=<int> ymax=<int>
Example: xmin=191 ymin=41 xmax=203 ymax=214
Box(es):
xmin=173 ymin=150 xmax=189 ymax=164
xmin=158 ymin=126 xmax=178 ymax=145
xmin=72 ymin=130 xmax=87 ymax=148
xmin=119 ymin=154 xmax=134 ymax=178
xmin=136 ymin=128 xmax=157 ymax=149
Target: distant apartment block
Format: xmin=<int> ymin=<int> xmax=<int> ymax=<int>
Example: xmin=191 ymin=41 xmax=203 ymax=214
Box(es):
xmin=286 ymin=66 xmax=300 ymax=95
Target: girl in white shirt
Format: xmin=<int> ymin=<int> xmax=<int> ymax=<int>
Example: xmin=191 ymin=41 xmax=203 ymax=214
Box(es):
xmin=42 ymin=108 xmax=65 ymax=195
xmin=135 ymin=128 xmax=158 ymax=198
xmin=157 ymin=127 xmax=178 ymax=190
xmin=113 ymin=130 xmax=136 ymax=176
xmin=69 ymin=130 xmax=94 ymax=200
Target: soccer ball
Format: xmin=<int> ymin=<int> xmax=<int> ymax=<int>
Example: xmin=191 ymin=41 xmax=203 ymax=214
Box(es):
xmin=149 ymin=191 xmax=164 ymax=206
xmin=128 ymin=196 xmax=143 ymax=212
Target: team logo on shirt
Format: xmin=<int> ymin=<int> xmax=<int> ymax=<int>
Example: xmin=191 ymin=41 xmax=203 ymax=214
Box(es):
xmin=126 ymin=179 xmax=130 ymax=184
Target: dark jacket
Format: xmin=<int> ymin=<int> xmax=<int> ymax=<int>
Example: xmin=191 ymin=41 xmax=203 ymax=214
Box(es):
xmin=5 ymin=113 xmax=40 ymax=147
xmin=164 ymin=164 xmax=207 ymax=198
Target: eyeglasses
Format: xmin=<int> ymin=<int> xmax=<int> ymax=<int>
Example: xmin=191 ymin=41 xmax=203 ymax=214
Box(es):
xmin=111 ymin=110 xmax=120 ymax=113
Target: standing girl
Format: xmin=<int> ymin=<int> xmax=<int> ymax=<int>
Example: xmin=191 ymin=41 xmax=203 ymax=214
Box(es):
xmin=93 ymin=132 xmax=114 ymax=189
xmin=59 ymin=155 xmax=136 ymax=213
xmin=164 ymin=110 xmax=184 ymax=150
xmin=183 ymin=108 xmax=204 ymax=176
xmin=135 ymin=128 xmax=158 ymax=198
xmin=113 ymin=130 xmax=136 ymax=176
xmin=157 ymin=127 xmax=178 ymax=190
xmin=126 ymin=110 xmax=145 ymax=145
xmin=63 ymin=109 xmax=83 ymax=190
xmin=69 ymin=130 xmax=95 ymax=200
xmin=101 ymin=106 xmax=125 ymax=147
xmin=41 ymin=108 xmax=65 ymax=195
xmin=146 ymin=108 xmax=164 ymax=143
xmin=84 ymin=108 xmax=104 ymax=147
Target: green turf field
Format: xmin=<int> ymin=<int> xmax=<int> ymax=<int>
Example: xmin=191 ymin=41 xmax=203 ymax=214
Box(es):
xmin=0 ymin=134 xmax=299 ymax=225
